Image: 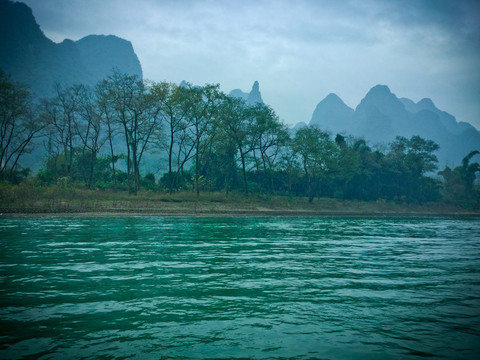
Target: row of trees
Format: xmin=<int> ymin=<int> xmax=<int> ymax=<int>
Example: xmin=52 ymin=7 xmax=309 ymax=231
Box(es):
xmin=1 ymin=69 xmax=479 ymax=205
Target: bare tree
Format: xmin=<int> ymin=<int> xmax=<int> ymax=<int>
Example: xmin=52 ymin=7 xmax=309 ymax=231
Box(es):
xmin=101 ymin=71 xmax=161 ymax=194
xmin=52 ymin=83 xmax=82 ymax=176
xmin=0 ymin=71 xmax=46 ymax=180
xmin=74 ymin=85 xmax=106 ymax=187
xmin=150 ymin=81 xmax=191 ymax=193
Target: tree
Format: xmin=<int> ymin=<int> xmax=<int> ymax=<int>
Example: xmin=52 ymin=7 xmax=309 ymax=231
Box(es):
xmin=343 ymin=139 xmax=383 ymax=200
xmin=150 ymin=82 xmax=190 ymax=193
xmin=207 ymin=127 xmax=238 ymax=194
xmin=248 ymin=103 xmax=289 ymax=192
xmin=184 ymin=83 xmax=222 ymax=197
xmin=96 ymin=79 xmax=121 ymax=189
xmin=461 ymin=150 xmax=480 ymax=192
xmin=386 ymin=135 xmax=440 ymax=202
xmin=51 ymin=83 xmax=83 ymax=177
xmin=0 ymin=71 xmax=45 ymax=182
xmin=101 ymin=71 xmax=161 ymax=194
xmin=278 ymin=137 xmax=300 ymax=193
xmin=333 ymin=134 xmax=361 ymax=198
xmin=215 ymin=96 xmax=251 ymax=193
xmin=439 ymin=150 xmax=480 ymax=206
xmin=390 ymin=135 xmax=439 ymax=176
xmin=292 ymin=126 xmax=339 ymax=202
xmin=74 ymin=85 xmax=106 ymax=188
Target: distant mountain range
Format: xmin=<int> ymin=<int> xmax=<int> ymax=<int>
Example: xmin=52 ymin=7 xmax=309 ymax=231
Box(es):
xmin=0 ymin=0 xmax=142 ymax=97
xmin=306 ymin=85 xmax=479 ymax=167
xmin=229 ymin=81 xmax=479 ymax=168
xmin=1 ymin=0 xmax=477 ymax=170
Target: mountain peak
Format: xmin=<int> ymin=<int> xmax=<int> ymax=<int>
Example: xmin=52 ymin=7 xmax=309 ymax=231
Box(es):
xmin=229 ymin=81 xmax=263 ymax=105
xmin=323 ymin=93 xmax=344 ymax=104
xmin=76 ymin=34 xmax=142 ymax=80
xmin=0 ymin=0 xmax=142 ymax=97
xmin=417 ymin=98 xmax=435 ymax=109
xmin=356 ymin=84 xmax=406 ymax=120
xmin=0 ymin=0 xmax=52 ymax=51
xmin=365 ymin=84 xmax=393 ymax=98
xmin=309 ymin=92 xmax=354 ymax=130
xmin=247 ymin=80 xmax=263 ymax=105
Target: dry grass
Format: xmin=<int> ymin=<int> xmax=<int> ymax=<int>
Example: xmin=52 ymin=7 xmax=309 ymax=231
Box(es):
xmin=0 ymin=182 xmax=478 ymax=217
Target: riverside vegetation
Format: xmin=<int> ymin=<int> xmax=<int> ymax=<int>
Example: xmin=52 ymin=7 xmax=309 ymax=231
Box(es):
xmin=0 ymin=69 xmax=479 ymax=214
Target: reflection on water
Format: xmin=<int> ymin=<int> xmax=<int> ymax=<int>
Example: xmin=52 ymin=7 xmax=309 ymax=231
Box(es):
xmin=1 ymin=217 xmax=480 ymax=359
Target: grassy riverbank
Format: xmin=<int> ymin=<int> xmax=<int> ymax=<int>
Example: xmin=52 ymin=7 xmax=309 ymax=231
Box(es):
xmin=1 ymin=182 xmax=478 ymax=217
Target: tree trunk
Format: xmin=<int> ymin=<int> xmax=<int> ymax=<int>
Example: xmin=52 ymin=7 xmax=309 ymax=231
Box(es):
xmin=168 ymin=125 xmax=174 ymax=193
xmin=195 ymin=143 xmax=200 ymax=198
xmin=132 ymin=143 xmax=139 ymax=195
xmin=239 ymin=148 xmax=248 ymax=194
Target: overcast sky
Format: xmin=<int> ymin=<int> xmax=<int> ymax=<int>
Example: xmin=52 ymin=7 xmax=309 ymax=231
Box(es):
xmin=22 ymin=0 xmax=480 ymax=129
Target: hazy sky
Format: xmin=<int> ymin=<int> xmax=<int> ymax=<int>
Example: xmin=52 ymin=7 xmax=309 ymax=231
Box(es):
xmin=22 ymin=0 xmax=480 ymax=129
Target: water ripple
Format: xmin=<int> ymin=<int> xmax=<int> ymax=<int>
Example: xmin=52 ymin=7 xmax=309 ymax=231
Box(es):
xmin=1 ymin=216 xmax=480 ymax=359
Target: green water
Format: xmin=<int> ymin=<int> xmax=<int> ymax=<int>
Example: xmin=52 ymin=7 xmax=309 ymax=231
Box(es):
xmin=1 ymin=217 xmax=480 ymax=359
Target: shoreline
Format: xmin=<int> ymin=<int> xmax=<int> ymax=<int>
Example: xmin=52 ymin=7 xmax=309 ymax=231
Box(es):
xmin=2 ymin=189 xmax=479 ymax=219
xmin=1 ymin=207 xmax=479 ymax=218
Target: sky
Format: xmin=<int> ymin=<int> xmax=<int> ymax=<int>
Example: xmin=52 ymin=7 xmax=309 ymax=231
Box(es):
xmin=21 ymin=0 xmax=480 ymax=129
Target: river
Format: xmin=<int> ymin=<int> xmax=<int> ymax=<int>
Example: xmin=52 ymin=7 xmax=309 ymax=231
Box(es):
xmin=1 ymin=216 xmax=479 ymax=359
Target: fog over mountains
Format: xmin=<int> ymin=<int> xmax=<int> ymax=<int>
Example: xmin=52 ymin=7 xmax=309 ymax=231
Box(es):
xmin=231 ymin=80 xmax=479 ymax=168
xmin=1 ymin=0 xmax=478 ymax=169
xmin=307 ymin=85 xmax=479 ymax=167
xmin=0 ymin=0 xmax=142 ymax=97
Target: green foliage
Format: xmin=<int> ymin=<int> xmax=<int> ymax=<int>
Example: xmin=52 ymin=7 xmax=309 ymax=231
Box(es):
xmin=379 ymin=136 xmax=441 ymax=203
xmin=292 ymin=126 xmax=339 ymax=202
xmin=0 ymin=166 xmax=31 ymax=184
xmin=142 ymin=173 xmax=157 ymax=191
xmin=439 ymin=150 xmax=480 ymax=208
xmin=3 ymin=69 xmax=470 ymax=206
